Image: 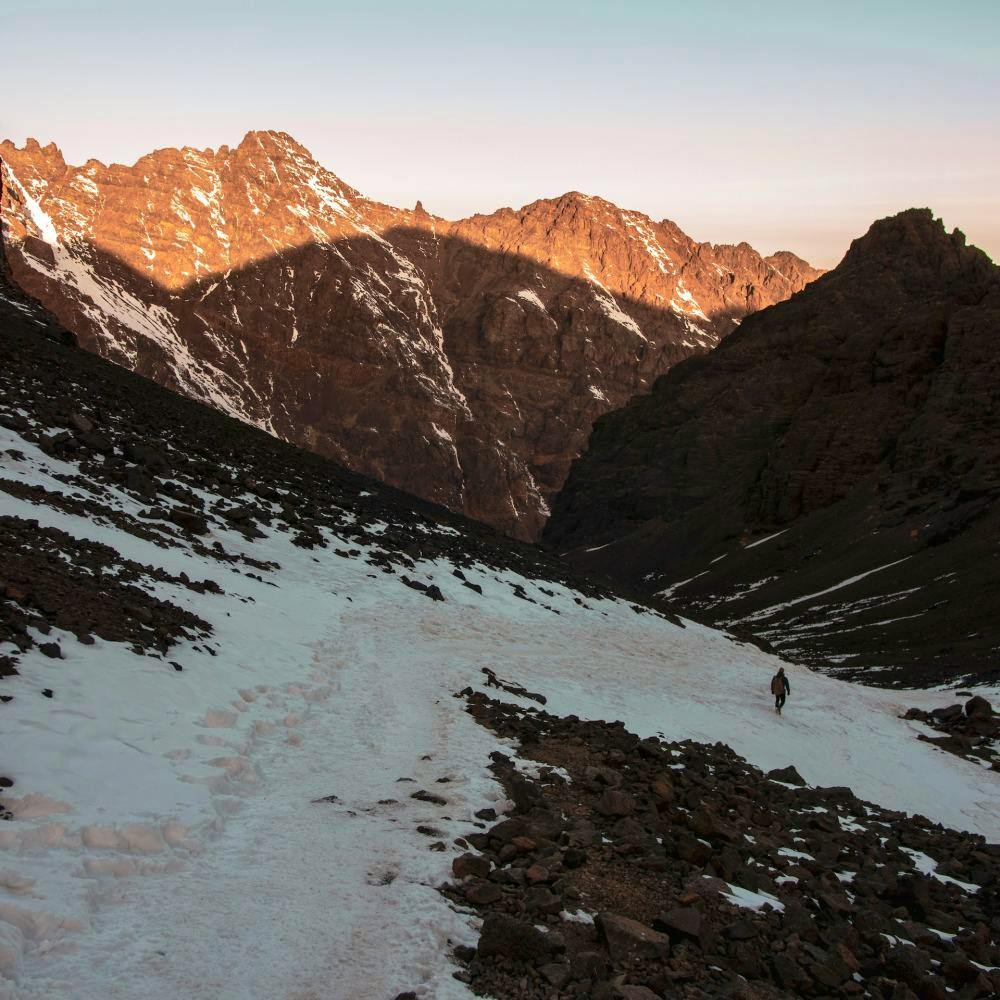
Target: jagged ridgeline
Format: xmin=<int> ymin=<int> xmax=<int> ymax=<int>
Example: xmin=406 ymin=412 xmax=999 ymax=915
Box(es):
xmin=0 ymin=132 xmax=819 ymax=541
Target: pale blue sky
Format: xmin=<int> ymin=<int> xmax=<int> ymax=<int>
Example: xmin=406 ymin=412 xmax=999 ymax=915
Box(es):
xmin=4 ymin=0 xmax=998 ymax=265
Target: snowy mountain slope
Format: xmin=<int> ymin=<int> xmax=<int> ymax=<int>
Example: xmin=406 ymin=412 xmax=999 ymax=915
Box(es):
xmin=1 ymin=267 xmax=999 ymax=998
xmin=0 ymin=132 xmax=821 ymax=540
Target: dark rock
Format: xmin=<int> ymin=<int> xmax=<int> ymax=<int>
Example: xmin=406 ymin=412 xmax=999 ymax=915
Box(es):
xmin=965 ymin=695 xmax=993 ymax=718
xmin=411 ymin=789 xmax=448 ymax=806
xmin=654 ymin=906 xmax=706 ymax=948
xmin=597 ymin=912 xmax=671 ymax=962
xmin=594 ymin=788 xmax=635 ymax=817
xmin=476 ymin=912 xmax=558 ymax=961
xmin=464 ymin=880 xmax=502 ymax=906
xmin=452 ymin=853 xmax=490 ymax=879
xmin=767 ymin=765 xmax=805 ymax=786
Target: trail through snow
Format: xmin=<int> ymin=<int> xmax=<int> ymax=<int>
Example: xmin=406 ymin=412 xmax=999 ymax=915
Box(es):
xmin=1 ymin=419 xmax=998 ymax=998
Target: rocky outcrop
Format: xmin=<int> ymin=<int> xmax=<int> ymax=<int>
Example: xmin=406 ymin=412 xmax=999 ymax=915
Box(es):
xmin=0 ymin=131 xmax=819 ymax=539
xmin=903 ymin=697 xmax=1000 ymax=770
xmin=545 ymin=210 xmax=1000 ymax=686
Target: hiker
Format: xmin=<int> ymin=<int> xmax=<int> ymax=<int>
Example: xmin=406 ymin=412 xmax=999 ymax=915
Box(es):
xmin=771 ymin=667 xmax=790 ymax=714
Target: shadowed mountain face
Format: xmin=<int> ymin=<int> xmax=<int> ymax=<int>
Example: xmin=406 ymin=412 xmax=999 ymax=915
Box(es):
xmin=546 ymin=209 xmax=1000 ymax=687
xmin=0 ymin=130 xmax=819 ymax=539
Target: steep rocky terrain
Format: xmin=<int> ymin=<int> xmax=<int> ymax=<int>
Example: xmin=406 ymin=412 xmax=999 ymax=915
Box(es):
xmin=0 ymin=131 xmax=820 ymax=538
xmin=546 ymin=210 xmax=1000 ymax=687
xmin=1 ymin=254 xmax=997 ymax=999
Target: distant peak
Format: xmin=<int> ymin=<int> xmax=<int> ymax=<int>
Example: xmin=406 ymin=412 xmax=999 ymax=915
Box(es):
xmin=236 ymin=129 xmax=315 ymax=159
xmin=0 ymin=137 xmax=66 ymax=169
xmin=841 ymin=208 xmax=965 ymax=267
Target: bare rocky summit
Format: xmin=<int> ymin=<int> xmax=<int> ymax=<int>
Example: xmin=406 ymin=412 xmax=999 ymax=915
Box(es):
xmin=0 ymin=131 xmax=819 ymax=538
xmin=545 ymin=209 xmax=1000 ymax=687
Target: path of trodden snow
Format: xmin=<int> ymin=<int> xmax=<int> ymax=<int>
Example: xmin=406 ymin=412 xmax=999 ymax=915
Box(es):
xmin=1 ymin=422 xmax=999 ymax=998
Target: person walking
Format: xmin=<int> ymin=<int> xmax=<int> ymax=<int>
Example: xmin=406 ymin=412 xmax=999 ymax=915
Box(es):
xmin=771 ymin=667 xmax=790 ymax=714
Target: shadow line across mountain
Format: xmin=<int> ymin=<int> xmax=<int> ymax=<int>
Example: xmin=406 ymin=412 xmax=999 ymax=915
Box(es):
xmin=5 ymin=220 xmax=811 ymax=540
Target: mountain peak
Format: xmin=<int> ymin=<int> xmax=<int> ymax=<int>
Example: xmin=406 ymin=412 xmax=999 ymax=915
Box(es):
xmin=235 ymin=129 xmax=314 ymax=159
xmin=839 ymin=207 xmax=991 ymax=277
xmin=0 ymin=137 xmax=67 ymax=172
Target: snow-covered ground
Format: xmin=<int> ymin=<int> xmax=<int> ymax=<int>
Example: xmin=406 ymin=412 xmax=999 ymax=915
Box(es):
xmin=1 ymin=423 xmax=998 ymax=999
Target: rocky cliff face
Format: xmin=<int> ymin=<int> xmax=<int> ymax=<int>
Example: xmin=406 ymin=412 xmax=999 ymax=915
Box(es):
xmin=0 ymin=130 xmax=819 ymax=538
xmin=545 ymin=210 xmax=1000 ymax=686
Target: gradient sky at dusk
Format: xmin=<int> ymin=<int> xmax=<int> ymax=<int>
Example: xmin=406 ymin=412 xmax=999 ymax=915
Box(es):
xmin=4 ymin=0 xmax=998 ymax=267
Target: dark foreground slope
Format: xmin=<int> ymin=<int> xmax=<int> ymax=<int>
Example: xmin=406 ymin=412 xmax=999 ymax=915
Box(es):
xmin=546 ymin=210 xmax=1000 ymax=687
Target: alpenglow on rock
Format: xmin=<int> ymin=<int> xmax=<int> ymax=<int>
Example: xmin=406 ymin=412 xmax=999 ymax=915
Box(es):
xmin=0 ymin=130 xmax=820 ymax=539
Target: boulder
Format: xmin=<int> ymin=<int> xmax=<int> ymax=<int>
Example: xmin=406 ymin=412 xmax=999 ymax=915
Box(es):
xmin=452 ymin=853 xmax=490 ymax=879
xmin=465 ymin=880 xmax=502 ymax=905
xmin=595 ymin=788 xmax=635 ymax=817
xmin=654 ymin=906 xmax=707 ymax=947
xmin=597 ymin=912 xmax=671 ymax=962
xmin=477 ymin=912 xmax=558 ymax=962
xmin=965 ymin=695 xmax=993 ymax=718
xmin=689 ymin=804 xmax=741 ymax=843
xmin=767 ymin=765 xmax=805 ymax=786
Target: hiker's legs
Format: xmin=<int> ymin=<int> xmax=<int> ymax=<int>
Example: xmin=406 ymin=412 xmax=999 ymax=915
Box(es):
xmin=775 ymin=692 xmax=785 ymax=713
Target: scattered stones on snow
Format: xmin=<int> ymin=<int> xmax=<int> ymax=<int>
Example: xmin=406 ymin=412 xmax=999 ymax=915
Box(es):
xmin=440 ymin=690 xmax=1000 ymax=999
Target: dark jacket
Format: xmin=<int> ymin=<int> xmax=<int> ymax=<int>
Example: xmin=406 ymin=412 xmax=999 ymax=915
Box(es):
xmin=770 ymin=672 xmax=790 ymax=696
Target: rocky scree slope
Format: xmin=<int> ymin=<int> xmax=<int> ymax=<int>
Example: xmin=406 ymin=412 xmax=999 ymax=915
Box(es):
xmin=1 ymin=260 xmax=998 ymax=999
xmin=545 ymin=210 xmax=1000 ymax=688
xmin=0 ymin=131 xmax=820 ymax=540
xmin=439 ymin=692 xmax=1000 ymax=1000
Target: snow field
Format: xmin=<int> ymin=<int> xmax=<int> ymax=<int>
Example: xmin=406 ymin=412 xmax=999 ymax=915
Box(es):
xmin=0 ymin=421 xmax=998 ymax=998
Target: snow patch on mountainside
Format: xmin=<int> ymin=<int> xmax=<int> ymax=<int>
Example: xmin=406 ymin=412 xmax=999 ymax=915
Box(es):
xmin=1 ymin=161 xmax=276 ymax=434
xmin=582 ymin=264 xmax=647 ymax=341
